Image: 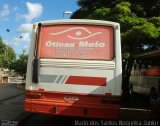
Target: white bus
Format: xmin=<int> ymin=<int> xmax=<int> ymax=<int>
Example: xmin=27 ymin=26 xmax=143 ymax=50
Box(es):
xmin=25 ymin=19 xmax=122 ymax=119
xmin=129 ymin=50 xmax=160 ymax=105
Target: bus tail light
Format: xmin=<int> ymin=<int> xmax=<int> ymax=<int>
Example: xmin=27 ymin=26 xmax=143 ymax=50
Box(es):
xmin=26 ymin=91 xmax=43 ymax=99
xmin=102 ymin=96 xmax=120 ymax=104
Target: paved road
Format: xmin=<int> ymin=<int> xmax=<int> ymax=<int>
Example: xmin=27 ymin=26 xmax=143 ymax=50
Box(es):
xmin=0 ymin=83 xmax=24 ymax=101
xmin=0 ymin=83 xmax=25 ymax=121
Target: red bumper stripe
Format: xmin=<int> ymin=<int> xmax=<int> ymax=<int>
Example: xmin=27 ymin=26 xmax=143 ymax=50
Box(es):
xmin=65 ymin=76 xmax=106 ymax=86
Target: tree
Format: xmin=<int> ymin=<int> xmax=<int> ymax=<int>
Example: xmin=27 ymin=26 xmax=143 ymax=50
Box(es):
xmin=71 ymin=1 xmax=160 ymax=54
xmin=0 ymin=36 xmax=28 ymax=80
xmin=72 ymin=0 xmax=160 ymax=19
xmin=0 ymin=37 xmax=16 ymax=68
xmin=71 ymin=0 xmax=160 ymax=101
xmin=10 ymin=51 xmax=28 ymax=79
xmin=71 ymin=0 xmax=160 ymax=55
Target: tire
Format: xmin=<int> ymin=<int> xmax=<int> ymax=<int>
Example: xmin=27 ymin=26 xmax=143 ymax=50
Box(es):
xmin=149 ymin=87 xmax=158 ymax=105
xmin=129 ymin=83 xmax=133 ymax=95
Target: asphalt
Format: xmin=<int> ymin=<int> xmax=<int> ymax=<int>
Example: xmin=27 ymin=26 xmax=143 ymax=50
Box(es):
xmin=0 ymin=83 xmax=24 ymax=101
xmin=0 ymin=83 xmax=25 ymax=121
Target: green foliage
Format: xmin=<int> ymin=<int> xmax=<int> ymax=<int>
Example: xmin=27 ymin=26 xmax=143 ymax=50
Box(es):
xmin=122 ymin=22 xmax=160 ymax=54
xmin=0 ymin=37 xmax=4 ymax=54
xmin=87 ymin=7 xmax=111 ymax=20
xmin=0 ymin=34 xmax=27 ymax=79
xmin=141 ymin=23 xmax=159 ymax=38
xmin=71 ymin=0 xmax=160 ymax=56
xmin=148 ymin=17 xmax=160 ymax=27
xmin=10 ymin=51 xmax=28 ymax=78
xmin=125 ymin=23 xmax=159 ymax=41
xmin=0 ymin=36 xmax=16 ymax=68
xmin=0 ymin=55 xmax=10 ymax=68
xmin=112 ymin=2 xmax=131 ymax=15
xmin=119 ymin=17 xmax=147 ymax=32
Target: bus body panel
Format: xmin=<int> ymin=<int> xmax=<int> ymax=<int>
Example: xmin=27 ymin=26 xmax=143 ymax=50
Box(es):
xmin=25 ymin=19 xmax=122 ymax=119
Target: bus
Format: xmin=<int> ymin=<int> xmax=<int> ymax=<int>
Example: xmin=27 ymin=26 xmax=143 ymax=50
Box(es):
xmin=129 ymin=50 xmax=160 ymax=106
xmin=25 ymin=19 xmax=122 ymax=119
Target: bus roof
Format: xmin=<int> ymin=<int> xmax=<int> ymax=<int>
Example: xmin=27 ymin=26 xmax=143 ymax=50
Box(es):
xmin=33 ymin=19 xmax=120 ymax=28
xmin=135 ymin=50 xmax=160 ymax=59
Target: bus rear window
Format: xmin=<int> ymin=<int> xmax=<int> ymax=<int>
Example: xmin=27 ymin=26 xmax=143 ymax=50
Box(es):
xmin=38 ymin=24 xmax=114 ymax=60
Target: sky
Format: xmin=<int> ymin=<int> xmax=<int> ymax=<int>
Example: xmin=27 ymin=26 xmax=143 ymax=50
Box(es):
xmin=0 ymin=0 xmax=79 ymax=55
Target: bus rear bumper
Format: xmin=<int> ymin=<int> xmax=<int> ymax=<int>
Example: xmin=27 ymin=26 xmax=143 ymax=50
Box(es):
xmin=25 ymin=99 xmax=120 ymax=119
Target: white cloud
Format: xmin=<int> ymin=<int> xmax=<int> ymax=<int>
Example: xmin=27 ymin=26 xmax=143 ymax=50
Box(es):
xmin=12 ymin=2 xmax=42 ymax=52
xmin=13 ymin=33 xmax=31 ymax=46
xmin=20 ymin=33 xmax=30 ymax=42
xmin=13 ymin=38 xmax=21 ymax=46
xmin=16 ymin=23 xmax=32 ymax=48
xmin=0 ymin=4 xmax=10 ymax=21
xmin=23 ymin=45 xmax=29 ymax=50
xmin=18 ymin=23 xmax=33 ymax=33
xmin=23 ymin=2 xmax=43 ymax=22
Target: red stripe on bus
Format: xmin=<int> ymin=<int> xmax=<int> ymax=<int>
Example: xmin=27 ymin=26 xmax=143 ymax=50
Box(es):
xmin=65 ymin=76 xmax=106 ymax=86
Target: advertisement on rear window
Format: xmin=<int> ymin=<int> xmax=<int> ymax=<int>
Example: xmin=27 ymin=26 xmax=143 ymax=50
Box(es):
xmin=39 ymin=24 xmax=114 ymax=60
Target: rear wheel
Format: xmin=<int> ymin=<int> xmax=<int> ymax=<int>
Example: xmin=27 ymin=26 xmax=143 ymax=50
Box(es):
xmin=149 ymin=87 xmax=159 ymax=116
xmin=129 ymin=83 xmax=133 ymax=95
xmin=149 ymin=87 xmax=158 ymax=101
